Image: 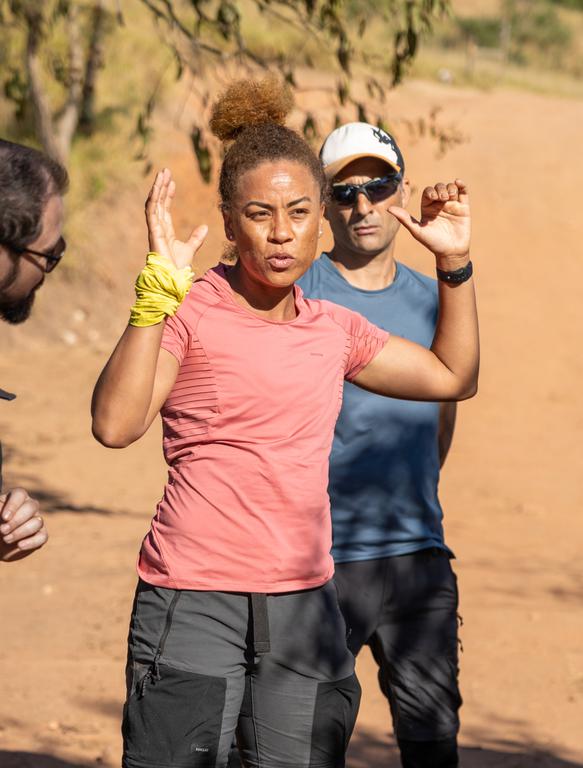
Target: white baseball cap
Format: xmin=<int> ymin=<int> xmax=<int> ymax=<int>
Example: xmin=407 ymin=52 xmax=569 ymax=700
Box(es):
xmin=320 ymin=122 xmax=405 ymax=179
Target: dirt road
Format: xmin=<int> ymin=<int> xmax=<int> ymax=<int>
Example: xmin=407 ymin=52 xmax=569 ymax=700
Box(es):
xmin=1 ymin=79 xmax=582 ymax=767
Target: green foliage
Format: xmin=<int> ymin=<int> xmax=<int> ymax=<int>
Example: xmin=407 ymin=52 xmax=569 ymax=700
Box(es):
xmin=139 ymin=0 xmax=450 ymax=88
xmin=0 ymin=0 xmax=451 ymax=184
xmin=454 ymin=1 xmax=571 ymax=57
xmin=457 ymin=17 xmax=501 ymax=48
xmin=3 ymin=67 xmax=28 ymax=120
xmin=431 ymin=0 xmax=576 ymax=75
xmin=135 ymin=0 xmax=450 ymax=181
xmin=506 ymin=1 xmax=572 ymax=58
xmin=302 ymin=113 xmax=319 ymax=143
xmin=548 ymin=0 xmax=583 ymax=9
xmin=0 ymin=0 xmax=120 ymax=163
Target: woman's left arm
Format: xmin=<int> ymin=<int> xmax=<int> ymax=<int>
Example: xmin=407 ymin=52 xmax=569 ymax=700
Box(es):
xmin=354 ymin=179 xmax=479 ymax=402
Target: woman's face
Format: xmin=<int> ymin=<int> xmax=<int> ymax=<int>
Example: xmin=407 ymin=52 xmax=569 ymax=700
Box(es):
xmin=222 ymin=160 xmax=324 ymax=289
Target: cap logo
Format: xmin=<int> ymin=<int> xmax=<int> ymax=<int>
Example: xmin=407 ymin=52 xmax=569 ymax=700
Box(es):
xmin=372 ymin=127 xmax=393 ymax=146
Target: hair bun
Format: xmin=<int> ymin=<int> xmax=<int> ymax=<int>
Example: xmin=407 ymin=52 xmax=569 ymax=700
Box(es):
xmin=209 ymin=75 xmax=294 ymax=142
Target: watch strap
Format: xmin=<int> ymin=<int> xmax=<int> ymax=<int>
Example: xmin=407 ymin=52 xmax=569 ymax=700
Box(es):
xmin=436 ymin=260 xmax=473 ymax=285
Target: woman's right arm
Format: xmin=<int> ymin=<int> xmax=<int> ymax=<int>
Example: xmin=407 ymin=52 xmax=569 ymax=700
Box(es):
xmin=91 ymin=168 xmax=207 ymax=448
xmin=91 ymin=324 xmax=179 ymax=448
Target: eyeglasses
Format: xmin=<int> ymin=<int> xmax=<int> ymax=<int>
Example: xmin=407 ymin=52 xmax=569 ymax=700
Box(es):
xmin=10 ymin=236 xmax=67 ymax=273
xmin=331 ymin=174 xmax=402 ymax=206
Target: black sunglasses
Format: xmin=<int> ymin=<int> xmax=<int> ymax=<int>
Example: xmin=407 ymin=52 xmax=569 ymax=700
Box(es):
xmin=10 ymin=236 xmax=67 ymax=273
xmin=331 ymin=174 xmax=402 ymax=206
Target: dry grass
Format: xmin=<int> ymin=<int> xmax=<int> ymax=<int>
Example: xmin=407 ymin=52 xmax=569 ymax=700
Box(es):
xmin=411 ymin=45 xmax=583 ymax=99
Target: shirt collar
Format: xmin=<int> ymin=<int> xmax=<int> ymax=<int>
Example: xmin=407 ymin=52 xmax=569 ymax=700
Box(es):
xmin=206 ymin=263 xmax=307 ymax=319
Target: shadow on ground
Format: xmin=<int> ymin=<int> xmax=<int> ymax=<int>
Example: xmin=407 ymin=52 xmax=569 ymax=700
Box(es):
xmin=4 ymin=740 xmax=581 ymax=768
xmin=19 ymin=486 xmax=134 ymax=517
xmin=0 ymin=754 xmax=102 ymax=768
xmin=0 ymin=480 xmax=140 ymax=517
xmin=347 ymin=728 xmax=583 ymax=768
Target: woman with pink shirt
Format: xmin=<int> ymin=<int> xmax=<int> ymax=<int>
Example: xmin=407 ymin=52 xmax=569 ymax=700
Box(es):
xmin=92 ymin=77 xmax=478 ymax=768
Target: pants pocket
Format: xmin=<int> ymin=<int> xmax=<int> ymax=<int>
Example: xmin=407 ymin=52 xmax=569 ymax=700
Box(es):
xmin=123 ymin=661 xmax=226 ymax=768
xmin=309 ymin=673 xmax=361 ymax=767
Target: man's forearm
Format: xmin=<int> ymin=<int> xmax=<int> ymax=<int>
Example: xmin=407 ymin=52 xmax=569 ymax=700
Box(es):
xmin=430 ymin=258 xmax=479 ymax=400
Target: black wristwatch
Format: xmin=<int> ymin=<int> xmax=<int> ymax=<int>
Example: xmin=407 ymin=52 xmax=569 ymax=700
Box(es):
xmin=436 ymin=260 xmax=473 ymax=285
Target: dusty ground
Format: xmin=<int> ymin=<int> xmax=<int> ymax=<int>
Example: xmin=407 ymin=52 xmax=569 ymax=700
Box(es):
xmin=1 ymin=77 xmax=583 ymax=767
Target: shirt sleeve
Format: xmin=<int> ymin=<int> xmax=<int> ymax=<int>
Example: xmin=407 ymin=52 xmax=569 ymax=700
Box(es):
xmin=342 ymin=308 xmax=390 ymax=382
xmin=160 ymin=309 xmax=190 ymax=364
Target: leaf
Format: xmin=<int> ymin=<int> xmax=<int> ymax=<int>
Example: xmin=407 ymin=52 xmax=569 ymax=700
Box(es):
xmin=190 ymin=126 xmax=212 ymax=184
xmin=302 ymin=112 xmax=318 ymax=142
xmin=174 ymin=50 xmax=184 ymax=81
xmin=216 ymin=0 xmax=240 ymax=42
xmin=355 ymin=102 xmax=368 ymax=123
xmin=53 ymin=0 xmax=70 ymax=23
xmin=366 ymin=77 xmax=385 ymax=102
xmin=3 ymin=66 xmax=28 ymax=121
xmin=336 ymin=34 xmax=351 ymax=74
xmin=407 ymin=27 xmax=418 ymax=57
xmin=336 ymin=78 xmax=349 ymax=106
xmin=376 ymin=117 xmax=390 ymax=134
xmin=283 ymin=68 xmax=297 ymax=87
xmin=49 ymin=55 xmax=68 ymax=87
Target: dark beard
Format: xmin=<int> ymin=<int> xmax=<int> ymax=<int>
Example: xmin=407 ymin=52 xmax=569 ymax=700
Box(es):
xmin=0 ymin=292 xmax=36 ymax=324
xmin=0 ymin=253 xmax=38 ymax=324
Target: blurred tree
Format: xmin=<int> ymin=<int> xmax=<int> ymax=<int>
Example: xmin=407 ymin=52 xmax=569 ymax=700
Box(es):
xmin=137 ymin=0 xmax=449 ymax=178
xmin=0 ymin=0 xmax=116 ymax=165
xmin=501 ymin=0 xmax=572 ymax=65
xmin=138 ymin=0 xmax=449 ymax=89
xmin=548 ymin=0 xmax=583 ymax=8
xmin=0 ymin=0 xmax=449 ymax=174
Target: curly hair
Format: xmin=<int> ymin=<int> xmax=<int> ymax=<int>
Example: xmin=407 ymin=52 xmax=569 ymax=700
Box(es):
xmin=0 ymin=140 xmax=69 ymax=250
xmin=209 ymin=75 xmax=327 ymax=206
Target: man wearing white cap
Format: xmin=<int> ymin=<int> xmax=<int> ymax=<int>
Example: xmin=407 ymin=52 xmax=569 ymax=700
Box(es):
xmin=298 ymin=123 xmax=465 ymax=767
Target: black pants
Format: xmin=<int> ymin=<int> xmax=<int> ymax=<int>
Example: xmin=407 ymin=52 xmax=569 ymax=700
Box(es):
xmin=333 ymin=549 xmax=462 ymax=768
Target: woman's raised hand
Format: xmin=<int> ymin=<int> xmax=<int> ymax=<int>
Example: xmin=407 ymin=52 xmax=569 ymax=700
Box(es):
xmin=145 ymin=168 xmax=208 ymax=271
xmin=388 ymin=180 xmax=471 ymax=269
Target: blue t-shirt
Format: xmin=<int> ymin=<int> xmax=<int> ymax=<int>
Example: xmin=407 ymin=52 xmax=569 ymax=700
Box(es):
xmin=298 ymin=254 xmax=451 ymax=562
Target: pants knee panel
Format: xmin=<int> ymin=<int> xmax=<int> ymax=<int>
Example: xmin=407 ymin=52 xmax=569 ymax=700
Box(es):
xmin=123 ymin=662 xmax=226 ymax=767
xmin=308 ymin=674 xmax=361 ymax=768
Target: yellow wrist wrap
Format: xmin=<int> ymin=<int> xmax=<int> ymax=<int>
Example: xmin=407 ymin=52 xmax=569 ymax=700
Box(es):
xmin=129 ymin=252 xmax=194 ymax=327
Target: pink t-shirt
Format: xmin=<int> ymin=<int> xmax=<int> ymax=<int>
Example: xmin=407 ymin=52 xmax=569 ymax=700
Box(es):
xmin=137 ymin=264 xmax=389 ymax=592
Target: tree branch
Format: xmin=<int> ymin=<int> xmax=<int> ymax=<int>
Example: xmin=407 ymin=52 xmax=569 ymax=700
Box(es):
xmin=54 ymin=1 xmax=84 ymax=162
xmin=80 ymin=0 xmax=107 ymax=135
xmin=24 ymin=8 xmax=61 ymax=162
